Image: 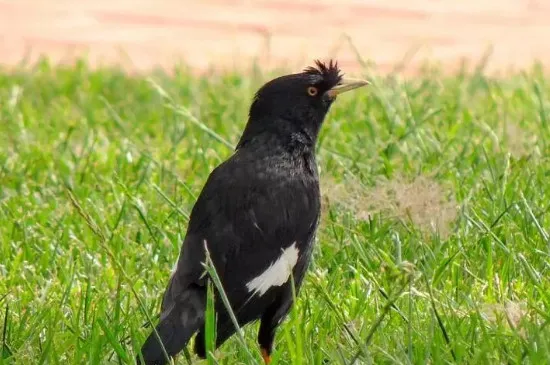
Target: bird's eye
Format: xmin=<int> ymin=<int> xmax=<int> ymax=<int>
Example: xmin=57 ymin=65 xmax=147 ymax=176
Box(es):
xmin=307 ymin=86 xmax=318 ymax=96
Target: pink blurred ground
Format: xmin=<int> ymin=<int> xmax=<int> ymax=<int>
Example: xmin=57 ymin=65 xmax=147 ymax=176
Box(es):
xmin=1 ymin=0 xmax=549 ymax=75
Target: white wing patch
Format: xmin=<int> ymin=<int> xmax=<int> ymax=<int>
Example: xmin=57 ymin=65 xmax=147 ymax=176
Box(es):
xmin=246 ymin=242 xmax=299 ymax=296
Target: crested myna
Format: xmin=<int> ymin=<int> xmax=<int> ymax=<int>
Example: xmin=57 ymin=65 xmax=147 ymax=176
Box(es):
xmin=138 ymin=60 xmax=369 ymax=364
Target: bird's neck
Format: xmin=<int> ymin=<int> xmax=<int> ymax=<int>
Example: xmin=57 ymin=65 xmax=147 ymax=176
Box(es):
xmin=236 ymin=116 xmax=319 ymax=153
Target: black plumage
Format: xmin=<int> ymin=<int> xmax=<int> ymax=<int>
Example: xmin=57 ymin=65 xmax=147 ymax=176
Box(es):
xmin=138 ymin=60 xmax=369 ymax=365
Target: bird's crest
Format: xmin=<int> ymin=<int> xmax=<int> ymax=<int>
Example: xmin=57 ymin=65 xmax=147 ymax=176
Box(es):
xmin=303 ymin=59 xmax=343 ymax=86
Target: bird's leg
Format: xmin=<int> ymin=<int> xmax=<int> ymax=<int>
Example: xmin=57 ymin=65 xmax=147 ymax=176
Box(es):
xmin=258 ymin=305 xmax=279 ymax=364
xmin=258 ymin=290 xmax=294 ymax=365
xmin=258 ymin=320 xmax=274 ymax=364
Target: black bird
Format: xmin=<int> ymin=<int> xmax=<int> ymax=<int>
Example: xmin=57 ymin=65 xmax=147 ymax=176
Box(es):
xmin=138 ymin=60 xmax=369 ymax=365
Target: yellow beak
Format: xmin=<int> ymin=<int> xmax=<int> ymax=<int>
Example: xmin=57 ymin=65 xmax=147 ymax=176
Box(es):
xmin=326 ymin=78 xmax=370 ymax=98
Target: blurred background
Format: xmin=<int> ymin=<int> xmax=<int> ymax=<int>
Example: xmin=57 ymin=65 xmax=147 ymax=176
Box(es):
xmin=1 ymin=0 xmax=549 ymax=75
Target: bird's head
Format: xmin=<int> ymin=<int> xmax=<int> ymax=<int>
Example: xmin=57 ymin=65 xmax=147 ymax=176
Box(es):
xmin=237 ymin=60 xmax=370 ymax=149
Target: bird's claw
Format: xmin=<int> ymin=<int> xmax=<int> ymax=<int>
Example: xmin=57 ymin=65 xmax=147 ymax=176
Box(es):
xmin=261 ymin=348 xmax=272 ymax=364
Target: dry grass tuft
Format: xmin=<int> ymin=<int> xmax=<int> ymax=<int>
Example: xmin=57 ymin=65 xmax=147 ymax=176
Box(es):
xmin=480 ymin=301 xmax=528 ymax=332
xmin=503 ymin=122 xmax=538 ymax=157
xmin=321 ymin=174 xmax=457 ymax=237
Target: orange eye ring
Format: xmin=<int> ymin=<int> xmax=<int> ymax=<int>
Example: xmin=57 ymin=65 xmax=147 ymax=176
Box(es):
xmin=307 ymin=86 xmax=318 ymax=96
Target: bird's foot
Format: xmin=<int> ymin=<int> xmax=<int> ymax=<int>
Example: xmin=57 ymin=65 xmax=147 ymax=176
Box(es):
xmin=261 ymin=348 xmax=272 ymax=364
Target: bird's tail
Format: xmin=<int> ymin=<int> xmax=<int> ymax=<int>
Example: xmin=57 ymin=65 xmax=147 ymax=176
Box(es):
xmin=137 ymin=287 xmax=205 ymax=365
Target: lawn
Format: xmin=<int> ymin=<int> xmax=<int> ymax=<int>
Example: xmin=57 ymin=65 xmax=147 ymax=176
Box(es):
xmin=1 ymin=59 xmax=550 ymax=364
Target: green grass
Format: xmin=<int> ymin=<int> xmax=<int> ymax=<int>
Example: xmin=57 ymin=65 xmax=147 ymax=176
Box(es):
xmin=1 ymin=58 xmax=550 ymax=364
